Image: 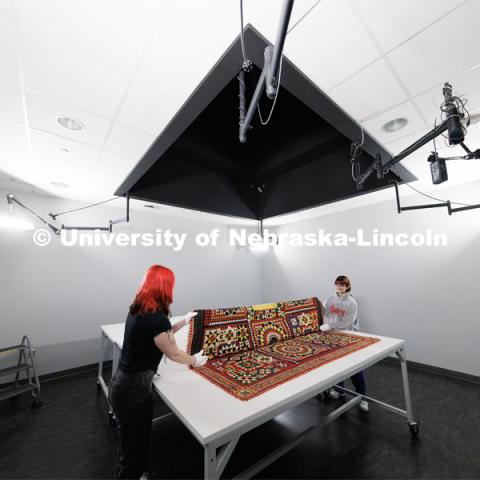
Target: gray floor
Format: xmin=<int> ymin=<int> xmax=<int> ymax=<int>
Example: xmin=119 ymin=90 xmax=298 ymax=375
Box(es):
xmin=0 ymin=360 xmax=479 ymax=479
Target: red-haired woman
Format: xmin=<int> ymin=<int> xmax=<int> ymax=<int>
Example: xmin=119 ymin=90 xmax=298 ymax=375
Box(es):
xmin=109 ymin=265 xmax=208 ymax=479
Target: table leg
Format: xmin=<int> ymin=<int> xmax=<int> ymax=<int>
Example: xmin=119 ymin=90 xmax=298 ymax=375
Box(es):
xmin=396 ymin=347 xmax=420 ymax=435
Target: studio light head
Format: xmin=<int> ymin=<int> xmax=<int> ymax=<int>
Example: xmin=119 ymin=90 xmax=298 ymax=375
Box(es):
xmin=7 ymin=193 xmax=14 ymax=214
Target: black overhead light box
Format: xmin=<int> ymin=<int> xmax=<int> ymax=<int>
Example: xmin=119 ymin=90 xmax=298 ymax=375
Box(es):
xmin=115 ymin=26 xmax=415 ymax=220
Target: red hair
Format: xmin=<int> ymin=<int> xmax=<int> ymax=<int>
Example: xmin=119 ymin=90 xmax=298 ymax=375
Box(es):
xmin=129 ymin=265 xmax=175 ymax=316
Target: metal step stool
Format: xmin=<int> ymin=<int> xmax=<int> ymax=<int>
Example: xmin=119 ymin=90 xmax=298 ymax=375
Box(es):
xmin=0 ymin=336 xmax=42 ymax=408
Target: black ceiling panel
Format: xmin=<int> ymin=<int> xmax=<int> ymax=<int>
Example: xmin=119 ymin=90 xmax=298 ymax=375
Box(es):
xmin=115 ymin=25 xmax=415 ymax=220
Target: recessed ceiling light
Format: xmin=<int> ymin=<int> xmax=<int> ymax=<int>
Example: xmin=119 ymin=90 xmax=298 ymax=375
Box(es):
xmin=60 ymin=148 xmax=70 ymax=153
xmin=381 ymin=118 xmax=408 ymax=133
xmin=51 ymin=181 xmax=69 ymax=188
xmin=56 ymin=116 xmax=84 ymax=131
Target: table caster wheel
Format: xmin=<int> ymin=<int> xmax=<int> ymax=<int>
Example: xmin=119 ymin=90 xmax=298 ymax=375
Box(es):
xmin=31 ymin=398 xmax=43 ymax=408
xmin=109 ymin=411 xmax=118 ymax=429
xmin=408 ymin=422 xmax=420 ymax=436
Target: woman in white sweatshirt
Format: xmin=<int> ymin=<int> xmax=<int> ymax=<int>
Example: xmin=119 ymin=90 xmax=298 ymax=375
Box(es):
xmin=320 ymin=275 xmax=369 ymax=412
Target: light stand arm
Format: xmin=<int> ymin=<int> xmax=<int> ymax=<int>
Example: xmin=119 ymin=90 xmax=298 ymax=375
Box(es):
xmin=6 ymin=194 xmax=61 ymax=235
xmin=265 ymin=0 xmax=294 ymax=99
xmin=61 ymin=194 xmax=130 ymax=233
xmin=239 ymin=0 xmax=294 ymax=143
xmin=356 ymin=119 xmax=449 ymax=189
xmin=393 ymin=181 xmax=480 ymax=215
xmin=6 ymin=193 xmax=131 ymax=235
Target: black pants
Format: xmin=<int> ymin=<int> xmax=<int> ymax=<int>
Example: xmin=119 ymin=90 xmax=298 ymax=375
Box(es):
xmin=337 ymin=370 xmax=367 ymax=395
xmin=108 ymin=369 xmax=155 ymax=479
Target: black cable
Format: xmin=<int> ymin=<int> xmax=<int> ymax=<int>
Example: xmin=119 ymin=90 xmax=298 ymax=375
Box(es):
xmin=351 ymin=126 xmax=365 ymax=181
xmin=50 ymin=197 xmax=120 ymax=219
xmin=404 ymin=183 xmax=471 ymax=207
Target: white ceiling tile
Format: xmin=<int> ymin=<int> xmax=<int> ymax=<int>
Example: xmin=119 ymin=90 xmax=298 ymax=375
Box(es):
xmin=0 ymin=78 xmax=24 ymax=125
xmin=362 ymin=101 xmax=426 ymax=146
xmin=350 ymin=0 xmax=466 ymax=53
xmin=329 ymin=59 xmax=408 ymax=121
xmin=29 ymin=129 xmax=99 ymax=171
xmin=0 ymin=178 xmax=35 ymax=193
xmin=32 ymin=166 xmax=93 ymax=193
xmin=244 ymin=0 xmax=325 ymax=43
xmin=104 ymin=123 xmax=155 ymax=160
xmin=18 ymin=155 xmax=93 ymax=191
xmin=384 ymin=127 xmax=434 ymax=158
xmin=116 ymin=81 xmax=180 ymax=136
xmin=137 ymin=1 xmax=239 ymax=103
xmin=0 ymin=14 xmax=20 ymax=84
xmin=161 ymin=0 xmax=238 ymax=39
xmin=0 ymin=0 xmax=12 ymax=16
xmin=1 ymin=0 xmax=478 ymax=214
xmin=45 ymin=179 xmax=115 ymax=204
xmin=87 ymin=169 xmax=128 ymax=198
xmin=398 ymin=154 xmax=431 ymax=179
xmin=284 ymin=0 xmax=380 ymax=91
xmin=96 ymin=150 xmax=138 ymax=180
xmin=440 ymin=160 xmax=480 ymax=184
xmin=20 ymin=26 xmax=131 ymax=118
xmin=388 ymin=1 xmax=480 ymax=97
xmin=25 ymin=90 xmax=111 ymax=148
xmin=0 ymin=119 xmax=28 ymax=159
xmin=17 ymin=0 xmax=166 ymax=76
xmin=413 ymin=66 xmax=480 ymax=126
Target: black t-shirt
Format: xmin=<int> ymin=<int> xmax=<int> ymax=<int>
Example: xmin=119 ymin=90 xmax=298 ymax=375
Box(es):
xmin=119 ymin=311 xmax=172 ymax=373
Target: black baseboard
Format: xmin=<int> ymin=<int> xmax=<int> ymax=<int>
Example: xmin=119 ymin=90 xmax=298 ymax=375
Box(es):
xmin=381 ymin=357 xmax=480 ymax=385
xmin=39 ymin=360 xmax=113 ymax=383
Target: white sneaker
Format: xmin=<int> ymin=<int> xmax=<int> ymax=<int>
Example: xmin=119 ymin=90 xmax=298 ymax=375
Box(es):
xmin=327 ymin=388 xmax=340 ymax=400
xmin=359 ymin=400 xmax=369 ymax=413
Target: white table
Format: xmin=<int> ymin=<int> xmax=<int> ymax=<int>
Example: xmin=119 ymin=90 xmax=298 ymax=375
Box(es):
xmin=98 ymin=322 xmax=418 ymax=479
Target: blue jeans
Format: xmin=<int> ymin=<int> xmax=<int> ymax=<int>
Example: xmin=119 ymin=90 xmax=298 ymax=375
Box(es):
xmin=336 ymin=370 xmax=366 ymax=395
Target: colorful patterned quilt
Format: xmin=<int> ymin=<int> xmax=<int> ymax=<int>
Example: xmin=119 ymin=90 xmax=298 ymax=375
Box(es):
xmin=187 ymin=298 xmax=379 ymax=401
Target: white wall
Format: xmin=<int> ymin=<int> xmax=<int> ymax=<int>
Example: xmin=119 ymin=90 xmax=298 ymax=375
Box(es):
xmin=2 ymin=180 xmax=479 ymax=378
xmin=0 ymin=189 xmax=261 ymax=375
xmin=260 ymin=181 xmax=480 ymax=376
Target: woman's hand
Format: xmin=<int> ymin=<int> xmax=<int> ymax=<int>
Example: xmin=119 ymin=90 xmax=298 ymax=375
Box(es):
xmin=192 ymin=350 xmax=208 ymax=367
xmin=173 ymin=312 xmax=198 ymax=333
xmin=184 ymin=311 xmax=198 ymax=326
xmin=320 ymin=324 xmax=331 ymax=332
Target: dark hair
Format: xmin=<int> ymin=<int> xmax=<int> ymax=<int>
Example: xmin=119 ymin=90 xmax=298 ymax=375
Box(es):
xmin=335 ymin=275 xmax=351 ymax=292
xmin=130 ymin=265 xmax=175 ymax=316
